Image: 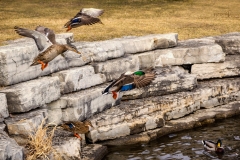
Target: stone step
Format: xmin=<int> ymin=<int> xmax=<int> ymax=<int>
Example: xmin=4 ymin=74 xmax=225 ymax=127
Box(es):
xmin=122 ymin=66 xmax=197 ymax=100
xmin=151 ymin=38 xmax=225 ymax=67
xmin=47 ymin=84 xmax=121 ymax=125
xmin=86 ymin=77 xmax=240 ymax=143
xmin=99 ymin=101 xmax=240 ymax=146
xmin=4 ymin=108 xmax=47 ymax=138
xmin=0 ymin=93 xmax=9 ymax=122
xmin=0 ymin=77 xmax=60 ymax=113
xmin=52 ymin=65 xmax=106 ymax=94
xmin=82 ymin=144 xmax=108 ymax=160
xmin=75 ymin=33 xmax=178 ymax=62
xmin=192 ymin=55 xmax=240 ymax=80
xmin=0 ymin=130 xmax=23 ymax=160
xmin=0 ymin=33 xmax=87 ymax=86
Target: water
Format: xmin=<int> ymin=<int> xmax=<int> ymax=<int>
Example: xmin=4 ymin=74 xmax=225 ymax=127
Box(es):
xmin=104 ymin=116 xmax=240 ymax=160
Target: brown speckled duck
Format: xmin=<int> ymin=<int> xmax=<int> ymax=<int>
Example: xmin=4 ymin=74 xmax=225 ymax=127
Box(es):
xmin=64 ymin=8 xmax=104 ymax=31
xmin=61 ymin=120 xmax=93 ymax=140
xmin=14 ymin=26 xmax=82 ymax=70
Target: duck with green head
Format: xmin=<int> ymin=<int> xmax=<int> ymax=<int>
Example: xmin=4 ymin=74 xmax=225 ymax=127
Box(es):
xmin=102 ymin=69 xmax=156 ymax=99
xmin=61 ymin=120 xmax=93 ymax=140
xmin=202 ymin=139 xmax=224 ymax=158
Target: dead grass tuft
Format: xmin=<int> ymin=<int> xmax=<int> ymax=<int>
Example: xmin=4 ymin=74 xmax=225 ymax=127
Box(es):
xmin=25 ymin=119 xmax=61 ymax=160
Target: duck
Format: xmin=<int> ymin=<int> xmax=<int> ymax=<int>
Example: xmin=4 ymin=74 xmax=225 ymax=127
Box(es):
xmin=14 ymin=26 xmax=83 ymax=70
xmin=102 ymin=68 xmax=156 ymax=99
xmin=64 ymin=8 xmax=104 ymax=32
xmin=61 ymin=120 xmax=93 ymax=140
xmin=202 ymin=139 xmax=224 ymax=157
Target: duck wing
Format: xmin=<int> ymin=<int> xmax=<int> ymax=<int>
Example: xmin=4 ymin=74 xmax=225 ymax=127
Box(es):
xmin=133 ymin=72 xmax=155 ymax=88
xmin=35 ymin=25 xmax=56 ymax=44
xmin=14 ymin=26 xmax=52 ymax=51
xmin=202 ymin=140 xmax=216 ymax=151
xmin=78 ymin=8 xmax=104 ymax=18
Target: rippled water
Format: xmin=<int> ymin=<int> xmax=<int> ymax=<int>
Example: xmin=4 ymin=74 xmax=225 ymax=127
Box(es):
xmin=104 ymin=116 xmax=240 ymax=160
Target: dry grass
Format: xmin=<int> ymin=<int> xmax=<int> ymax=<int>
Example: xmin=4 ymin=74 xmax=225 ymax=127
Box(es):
xmin=25 ymin=119 xmax=61 ymax=160
xmin=0 ymin=0 xmax=240 ymax=45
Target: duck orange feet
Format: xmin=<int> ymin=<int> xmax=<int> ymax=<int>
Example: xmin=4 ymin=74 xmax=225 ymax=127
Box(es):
xmin=112 ymin=91 xmax=118 ymax=100
xmin=74 ymin=133 xmax=82 ymax=140
xmin=66 ymin=26 xmax=72 ymax=32
xmin=37 ymin=60 xmax=48 ymax=70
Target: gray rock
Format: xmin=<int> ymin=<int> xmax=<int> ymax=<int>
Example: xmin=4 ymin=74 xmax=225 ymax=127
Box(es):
xmin=82 ymin=144 xmax=108 ymax=160
xmin=53 ymin=137 xmax=81 ymax=159
xmin=214 ymin=32 xmax=240 ymax=55
xmin=52 ymin=65 xmax=106 ymax=94
xmin=117 ymin=33 xmax=178 ymax=54
xmin=4 ymin=108 xmax=47 ymax=137
xmin=192 ymin=55 xmax=240 ymax=79
xmin=0 ymin=130 xmax=23 ymax=160
xmin=93 ymin=55 xmax=139 ymax=81
xmin=0 ymin=93 xmax=9 ymax=122
xmin=154 ymin=39 xmax=225 ymax=67
xmin=0 ymin=77 xmax=60 ymax=113
xmin=47 ymin=84 xmax=121 ymax=125
xmin=122 ymin=66 xmax=197 ymax=100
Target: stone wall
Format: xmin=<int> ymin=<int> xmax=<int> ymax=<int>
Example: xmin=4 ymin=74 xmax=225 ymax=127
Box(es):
xmin=0 ymin=32 xmax=240 ymax=159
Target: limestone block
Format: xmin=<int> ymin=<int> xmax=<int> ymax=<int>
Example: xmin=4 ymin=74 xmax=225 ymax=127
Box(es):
xmin=122 ymin=66 xmax=197 ymax=100
xmin=100 ymin=101 xmax=240 ymax=146
xmin=192 ymin=55 xmax=240 ymax=80
xmin=75 ymin=40 xmax=124 ymax=62
xmin=47 ymin=84 xmax=121 ymax=124
xmin=214 ymin=32 xmax=240 ymax=55
xmin=0 ymin=77 xmax=60 ymax=113
xmin=47 ymin=107 xmax=63 ymax=125
xmin=52 ymin=65 xmax=106 ymax=94
xmin=0 ymin=130 xmax=23 ymax=160
xmin=154 ymin=39 xmax=225 ymax=67
xmin=4 ymin=109 xmax=47 ymax=137
xmin=0 ymin=33 xmax=86 ymax=86
xmin=82 ymin=144 xmax=108 ymax=160
xmin=53 ymin=137 xmax=81 ymax=159
xmin=93 ymin=55 xmax=139 ymax=81
xmin=117 ymin=33 xmax=178 ymax=54
xmin=0 ymin=93 xmax=9 ymax=122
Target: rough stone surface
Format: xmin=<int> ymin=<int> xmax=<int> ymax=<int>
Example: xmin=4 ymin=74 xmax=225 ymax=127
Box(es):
xmin=122 ymin=66 xmax=197 ymax=100
xmin=82 ymin=144 xmax=108 ymax=160
xmin=4 ymin=109 xmax=47 ymax=137
xmin=214 ymin=32 xmax=240 ymax=55
xmin=0 ymin=130 xmax=23 ymax=160
xmin=0 ymin=77 xmax=60 ymax=113
xmin=154 ymin=39 xmax=225 ymax=67
xmin=47 ymin=84 xmax=121 ymax=125
xmin=52 ymin=65 xmax=106 ymax=94
xmin=116 ymin=33 xmax=178 ymax=54
xmin=100 ymin=101 xmax=240 ymax=146
xmin=192 ymin=55 xmax=240 ymax=79
xmin=0 ymin=93 xmax=9 ymax=122
xmin=0 ymin=33 xmax=87 ymax=86
xmin=93 ymin=55 xmax=140 ymax=81
xmin=53 ymin=137 xmax=81 ymax=159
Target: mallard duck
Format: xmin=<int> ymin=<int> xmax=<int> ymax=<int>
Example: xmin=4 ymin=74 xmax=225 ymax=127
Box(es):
xmin=14 ymin=26 xmax=82 ymax=70
xmin=64 ymin=8 xmax=104 ymax=32
xmin=102 ymin=69 xmax=156 ymax=99
xmin=61 ymin=120 xmax=93 ymax=140
xmin=202 ymin=139 xmax=225 ymax=156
